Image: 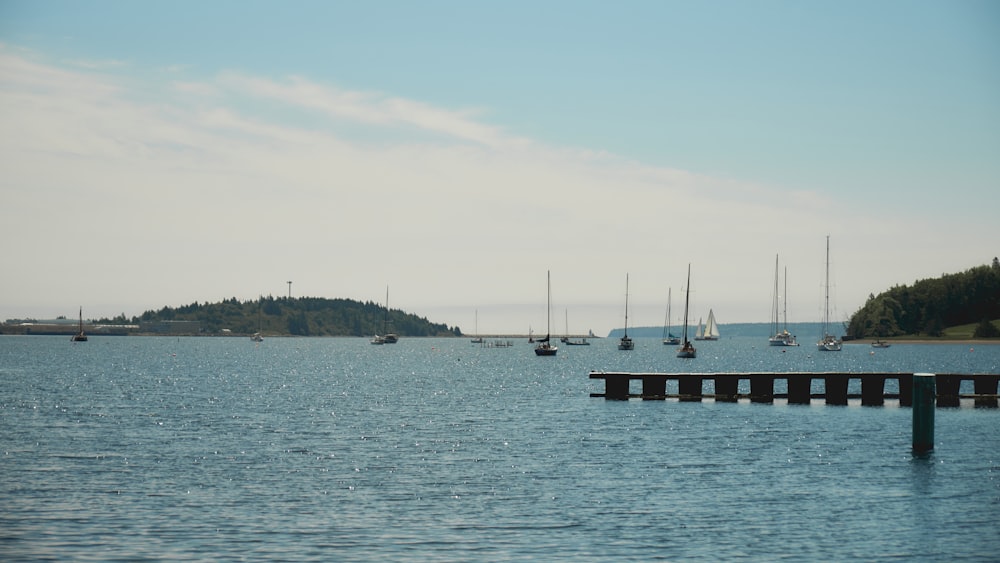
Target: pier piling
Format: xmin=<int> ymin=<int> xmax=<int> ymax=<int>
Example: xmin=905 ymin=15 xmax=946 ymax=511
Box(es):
xmin=825 ymin=374 xmax=849 ymax=405
xmin=678 ymin=376 xmax=703 ymax=401
xmin=912 ymin=373 xmax=936 ymax=454
xmin=788 ymin=375 xmax=812 ymax=404
xmin=861 ymin=375 xmax=886 ymax=406
xmin=714 ymin=376 xmax=739 ymax=402
xmin=974 ymin=375 xmax=999 ymax=408
xmin=750 ymin=375 xmax=774 ymax=403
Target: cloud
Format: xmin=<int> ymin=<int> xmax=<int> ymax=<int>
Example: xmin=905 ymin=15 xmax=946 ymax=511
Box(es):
xmin=0 ymin=44 xmax=993 ymax=333
xmin=215 ymin=72 xmax=531 ymax=149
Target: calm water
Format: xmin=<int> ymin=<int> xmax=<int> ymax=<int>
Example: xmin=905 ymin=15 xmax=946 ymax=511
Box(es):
xmin=2 ymin=335 xmax=998 ymax=561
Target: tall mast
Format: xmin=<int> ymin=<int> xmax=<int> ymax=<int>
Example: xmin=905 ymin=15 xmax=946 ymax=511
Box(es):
xmin=683 ymin=265 xmax=691 ymax=343
xmin=773 ymin=254 xmax=780 ymax=335
xmin=783 ymin=266 xmax=788 ymax=331
xmin=546 ymin=270 xmax=551 ymax=338
xmin=823 ymin=235 xmax=830 ymax=334
xmin=623 ymin=273 xmax=629 ymax=338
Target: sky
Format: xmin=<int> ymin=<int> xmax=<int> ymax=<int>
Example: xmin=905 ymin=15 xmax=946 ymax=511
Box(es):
xmin=1 ymin=0 xmax=998 ymax=336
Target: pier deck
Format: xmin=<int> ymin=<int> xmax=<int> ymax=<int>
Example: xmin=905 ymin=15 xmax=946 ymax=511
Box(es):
xmin=588 ymin=372 xmax=1000 ymax=407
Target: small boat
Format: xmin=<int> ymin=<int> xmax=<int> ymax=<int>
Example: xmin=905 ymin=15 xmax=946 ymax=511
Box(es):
xmin=695 ymin=309 xmax=719 ymax=341
xmin=70 ymin=307 xmax=88 ymax=342
xmin=816 ymin=236 xmax=843 ymax=352
xmin=534 ymin=271 xmax=558 ymax=356
xmin=677 ymin=265 xmax=696 ymax=359
xmin=618 ymin=274 xmax=634 ymax=351
xmin=871 ymin=339 xmax=891 ymax=348
xmin=563 ymin=309 xmax=590 ymax=345
xmin=662 ymin=287 xmax=680 ymax=345
xmin=768 ymin=256 xmax=798 ymax=347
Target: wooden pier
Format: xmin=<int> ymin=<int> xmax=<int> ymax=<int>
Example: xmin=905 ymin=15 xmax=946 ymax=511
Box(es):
xmin=588 ymin=372 xmax=1000 ymax=407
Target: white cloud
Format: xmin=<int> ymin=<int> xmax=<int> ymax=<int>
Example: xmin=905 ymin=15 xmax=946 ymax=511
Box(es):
xmin=0 ymin=45 xmax=993 ymax=334
xmin=215 ymin=72 xmax=530 ymax=149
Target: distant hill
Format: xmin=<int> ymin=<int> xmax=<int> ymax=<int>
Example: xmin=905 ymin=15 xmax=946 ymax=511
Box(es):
xmin=847 ymin=259 xmax=1000 ymax=338
xmin=121 ymin=296 xmax=459 ymax=337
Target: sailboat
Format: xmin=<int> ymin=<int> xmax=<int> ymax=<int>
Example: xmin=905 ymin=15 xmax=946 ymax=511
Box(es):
xmin=534 ymin=271 xmax=558 ymax=356
xmin=768 ymin=256 xmax=798 ymax=346
xmin=677 ymin=265 xmax=696 ymax=358
xmin=70 ymin=307 xmax=88 ymax=342
xmin=381 ymin=286 xmax=398 ymax=344
xmin=662 ymin=287 xmax=680 ymax=345
xmin=470 ymin=310 xmax=483 ymax=344
xmin=695 ymin=309 xmax=719 ymax=340
xmin=618 ymin=274 xmax=634 ymax=350
xmin=251 ymin=296 xmax=264 ymax=342
xmin=817 ymin=236 xmax=843 ymax=351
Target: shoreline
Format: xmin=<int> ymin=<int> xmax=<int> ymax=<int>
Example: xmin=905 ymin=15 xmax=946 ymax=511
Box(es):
xmin=846 ymin=338 xmax=997 ymax=345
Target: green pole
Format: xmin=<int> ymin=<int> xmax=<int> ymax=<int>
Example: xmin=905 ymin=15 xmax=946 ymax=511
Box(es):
xmin=912 ymin=373 xmax=935 ymax=454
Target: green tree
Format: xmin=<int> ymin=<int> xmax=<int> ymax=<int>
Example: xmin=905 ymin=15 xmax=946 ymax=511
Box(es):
xmin=973 ymin=318 xmax=1000 ymax=338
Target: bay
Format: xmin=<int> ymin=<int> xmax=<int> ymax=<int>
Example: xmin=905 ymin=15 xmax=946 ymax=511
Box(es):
xmin=1 ymin=335 xmax=998 ymax=561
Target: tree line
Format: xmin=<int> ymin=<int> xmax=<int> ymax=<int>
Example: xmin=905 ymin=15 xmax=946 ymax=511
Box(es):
xmin=847 ymin=257 xmax=1000 ymax=338
xmin=98 ymin=296 xmax=461 ymax=337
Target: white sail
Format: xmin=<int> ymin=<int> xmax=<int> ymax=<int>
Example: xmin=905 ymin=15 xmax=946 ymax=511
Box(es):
xmin=704 ymin=309 xmax=720 ymax=340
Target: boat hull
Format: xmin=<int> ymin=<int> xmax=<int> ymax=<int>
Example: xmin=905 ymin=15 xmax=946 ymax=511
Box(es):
xmin=768 ymin=334 xmax=798 ymax=346
xmin=817 ymin=336 xmax=842 ymax=351
xmin=677 ymin=342 xmax=696 ymax=359
xmin=534 ymin=345 xmax=557 ymax=356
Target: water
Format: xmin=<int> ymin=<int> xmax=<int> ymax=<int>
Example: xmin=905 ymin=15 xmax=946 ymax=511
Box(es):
xmin=2 ymin=336 xmax=998 ymax=561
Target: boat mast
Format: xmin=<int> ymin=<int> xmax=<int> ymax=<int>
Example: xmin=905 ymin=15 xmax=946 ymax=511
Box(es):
xmin=682 ymin=265 xmax=691 ymax=343
xmin=663 ymin=288 xmax=671 ymax=339
xmin=546 ymin=270 xmax=551 ymax=340
xmin=823 ymin=236 xmax=830 ymax=336
xmin=623 ymin=273 xmax=629 ymax=338
xmin=773 ymin=254 xmax=780 ymax=335
xmin=783 ymin=266 xmax=788 ymax=332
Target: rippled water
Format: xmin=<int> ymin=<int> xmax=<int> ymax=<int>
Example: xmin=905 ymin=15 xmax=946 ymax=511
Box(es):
xmin=2 ymin=336 xmax=998 ymax=561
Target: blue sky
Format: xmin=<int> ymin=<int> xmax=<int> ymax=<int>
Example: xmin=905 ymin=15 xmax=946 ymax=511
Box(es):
xmin=1 ymin=1 xmax=998 ymax=335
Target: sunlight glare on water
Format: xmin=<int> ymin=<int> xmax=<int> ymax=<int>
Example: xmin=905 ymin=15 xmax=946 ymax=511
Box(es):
xmin=1 ymin=336 xmax=998 ymax=561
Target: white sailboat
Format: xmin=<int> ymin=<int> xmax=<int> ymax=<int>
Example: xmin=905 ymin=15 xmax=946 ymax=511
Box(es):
xmin=695 ymin=309 xmax=719 ymax=340
xmin=534 ymin=271 xmax=558 ymax=356
xmin=618 ymin=274 xmax=634 ymax=350
xmin=677 ymin=265 xmax=696 ymax=358
xmin=768 ymin=256 xmax=798 ymax=346
xmin=662 ymin=287 xmax=680 ymax=345
xmin=251 ymin=296 xmax=264 ymax=342
xmin=817 ymin=236 xmax=843 ymax=351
